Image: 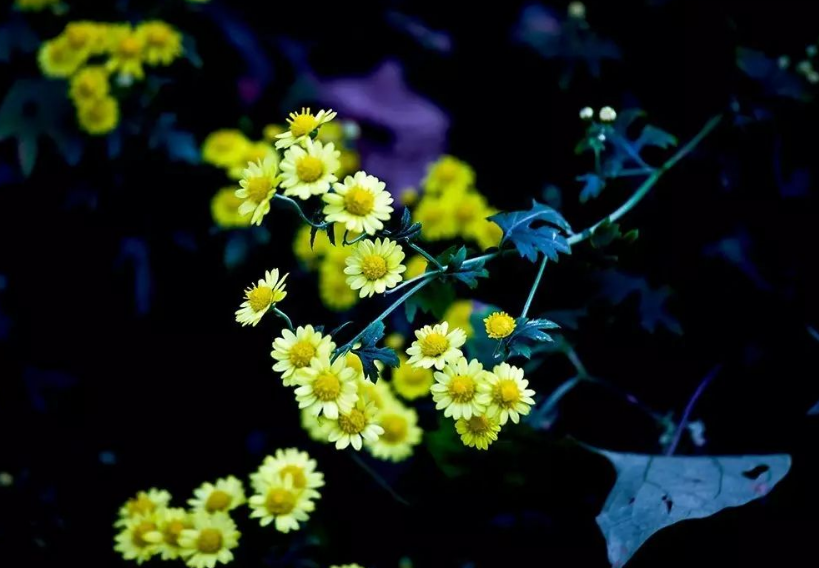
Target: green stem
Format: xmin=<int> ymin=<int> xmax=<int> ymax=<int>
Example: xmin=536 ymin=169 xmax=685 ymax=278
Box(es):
xmin=272 ymin=307 xmax=294 ymax=331
xmin=407 ymin=242 xmax=443 ymax=270
xmin=521 ymin=255 xmax=548 ymax=318
xmin=385 ymin=269 xmax=441 ymax=295
xmin=273 ymin=194 xmax=329 ymax=229
xmin=567 ymin=114 xmax=721 ymax=247
xmin=343 ymin=231 xmax=369 ymax=246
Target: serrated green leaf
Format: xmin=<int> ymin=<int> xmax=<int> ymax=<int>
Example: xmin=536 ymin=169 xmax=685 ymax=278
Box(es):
xmin=489 ymin=200 xmax=572 ymax=263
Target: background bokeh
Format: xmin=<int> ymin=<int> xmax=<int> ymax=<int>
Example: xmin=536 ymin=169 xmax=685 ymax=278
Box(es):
xmin=2 ymin=1 xmax=819 ymax=567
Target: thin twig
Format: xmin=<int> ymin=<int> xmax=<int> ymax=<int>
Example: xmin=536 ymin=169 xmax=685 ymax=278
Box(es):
xmin=665 ymin=365 xmax=721 ymax=456
xmin=348 ymin=451 xmax=410 ymax=507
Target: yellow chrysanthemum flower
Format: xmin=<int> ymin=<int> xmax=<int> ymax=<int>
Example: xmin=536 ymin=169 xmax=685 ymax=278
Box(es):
xmin=316 ymin=120 xmax=345 ymax=144
xmin=117 ymin=488 xmax=172 ymax=526
xmin=294 ymin=355 xmax=358 ymax=419
xmin=137 ymin=21 xmax=183 ymax=66
xmin=235 ymin=269 xmax=288 ymax=327
xmin=323 ymin=171 xmax=394 ymax=235
xmin=301 ymin=407 xmax=331 ymax=442
xmin=271 ymin=325 xmax=336 ymax=386
xmin=38 ymin=38 xmax=86 ymax=78
xmin=279 ymin=139 xmax=340 ymax=200
xmin=400 ymin=188 xmax=420 ymax=207
xmin=483 ymin=311 xmax=516 ymax=339
xmin=443 ymin=299 xmax=474 ymax=338
xmin=235 ymin=154 xmax=279 ymax=226
xmin=77 ymin=96 xmax=119 ymax=135
xmin=211 ymin=187 xmax=252 ymax=229
xmin=156 ymin=508 xmax=193 ymax=560
xmin=64 ymin=21 xmax=108 ymax=56
xmin=391 ymin=355 xmax=434 ymax=400
xmin=178 ymin=511 xmax=240 ymax=568
xmin=366 ymin=402 xmax=422 ymax=462
xmin=228 ymin=141 xmax=275 ymax=180
xmin=15 ymin=0 xmax=60 ymax=11
xmin=263 ymin=124 xmax=286 ymax=142
xmin=430 ymin=357 xmax=490 ymax=420
xmin=248 ymin=474 xmax=317 ymax=533
xmin=455 ymin=413 xmax=502 ymax=450
xmin=358 ymin=377 xmax=397 ymax=409
xmin=344 ymin=237 xmax=406 ymax=298
xmin=188 ymin=476 xmax=246 ymax=514
xmin=202 ymin=129 xmax=251 ymax=168
xmin=326 ymin=400 xmax=384 ymax=451
xmin=472 ymin=215 xmax=504 ymax=251
xmin=69 ymin=65 xmax=110 ymax=106
xmin=403 ymin=255 xmax=429 ymax=280
xmin=422 ymin=155 xmax=475 ymax=195
xmin=114 ymin=513 xmax=163 ymax=565
xmin=275 ymin=107 xmax=338 ymax=149
xmin=250 ymin=448 xmax=325 ymax=494
xmin=106 ymin=25 xmax=146 ymax=80
xmin=478 ymin=363 xmax=535 ymax=425
xmin=384 ymin=332 xmax=405 ymax=350
xmin=319 ymin=267 xmax=359 ymax=311
xmin=414 ymin=195 xmax=458 ymax=241
xmin=405 ymin=321 xmax=466 ymax=370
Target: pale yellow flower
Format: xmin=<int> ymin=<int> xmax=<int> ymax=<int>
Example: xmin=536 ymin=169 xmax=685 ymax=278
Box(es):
xmin=275 ymin=107 xmax=337 ymax=149
xmin=326 ymin=401 xmax=384 ymax=451
xmin=235 ymin=269 xmax=288 ymax=327
xmin=430 ymin=357 xmax=490 ymax=420
xmin=279 ymin=139 xmax=340 ymax=200
xmin=271 ymin=325 xmax=336 ymax=386
xmin=294 ymin=356 xmax=358 ymax=419
xmin=178 ymin=511 xmax=240 ymax=568
xmin=235 ymin=154 xmax=279 ymax=225
xmin=323 ymin=171 xmax=394 ymax=235
xmin=365 ymin=402 xmax=422 ymax=462
xmin=187 ymin=476 xmax=246 ymax=514
xmin=455 ymin=413 xmax=502 ymax=450
xmin=478 ymin=363 xmax=535 ymax=425
xmin=390 ymin=355 xmax=434 ymax=400
xmin=483 ymin=311 xmax=516 ymax=339
xmin=405 ymin=321 xmax=466 ymax=370
xmin=344 ymin=238 xmax=406 ymax=298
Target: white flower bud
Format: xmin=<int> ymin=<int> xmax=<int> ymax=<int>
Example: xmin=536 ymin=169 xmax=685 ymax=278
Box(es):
xmin=579 ymin=106 xmax=594 ymax=120
xmin=777 ymin=55 xmax=790 ymax=70
xmin=599 ymin=106 xmax=617 ymax=123
xmin=568 ymin=1 xmax=586 ymax=19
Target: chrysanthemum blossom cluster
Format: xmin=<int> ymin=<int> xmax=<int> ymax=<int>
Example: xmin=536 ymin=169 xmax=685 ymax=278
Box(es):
xmin=37 ymin=20 xmax=185 ymax=135
xmin=407 ymin=155 xmax=503 ymax=249
xmin=401 ymin=321 xmax=535 ymax=450
xmin=114 ymin=449 xmax=324 ymax=565
xmin=271 ymin=325 xmax=422 ymax=460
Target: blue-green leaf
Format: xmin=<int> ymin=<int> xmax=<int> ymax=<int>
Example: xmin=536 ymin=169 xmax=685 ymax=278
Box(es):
xmin=404 ymin=279 xmax=455 ymax=322
xmin=506 ymin=317 xmax=560 ymax=359
xmin=595 ymin=450 xmax=791 ymax=567
xmin=634 ymin=125 xmax=678 ymax=151
xmin=489 ymin=200 xmax=572 ymax=263
xmin=345 ymin=321 xmax=398 ymax=381
xmin=578 ymin=173 xmax=606 ymax=202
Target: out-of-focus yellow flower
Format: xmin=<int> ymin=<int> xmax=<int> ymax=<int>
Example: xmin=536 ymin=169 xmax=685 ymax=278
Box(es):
xmin=301 ymin=407 xmax=331 ymax=442
xmin=403 ymin=255 xmax=428 ymax=280
xmin=228 ymin=141 xmax=276 ymax=180
xmin=453 ymin=191 xmax=488 ymax=229
xmin=250 ymin=448 xmax=325 ymax=494
xmin=69 ymin=65 xmax=110 ymax=106
xmin=106 ymin=25 xmax=146 ymax=80
xmin=366 ymin=401 xmax=422 ymax=462
xmin=63 ymin=21 xmax=109 ymax=57
xmin=319 ymin=267 xmax=359 ymax=311
xmin=248 ymin=474 xmax=317 ymax=534
xmin=422 ymin=155 xmax=475 ymax=195
xmin=391 ymin=355 xmax=434 ymax=400
xmin=414 ymin=195 xmax=458 ymax=241
xmin=263 ymin=124 xmax=287 ymax=142
xmin=293 ymin=224 xmax=334 ymax=268
xmin=400 ymin=188 xmax=419 ymax=207
xmin=472 ymin=216 xmax=504 ymax=251
xmin=326 ymin=400 xmax=384 ymax=451
xmin=384 ymin=332 xmax=405 ymax=350
xmin=15 ymin=0 xmax=60 ymax=11
xmin=211 ymin=187 xmax=252 ymax=229
xmin=337 ymin=149 xmax=360 ymax=178
xmin=316 ymin=121 xmax=344 ymax=144
xmin=137 ymin=21 xmax=183 ymax=67
xmin=77 ymin=96 xmax=119 ymax=135
xmin=443 ymin=299 xmax=474 ymax=338
xmin=358 ymin=378 xmax=397 ymax=410
xmin=38 ymin=38 xmax=86 ymax=78
xmin=202 ymin=129 xmax=251 ymax=168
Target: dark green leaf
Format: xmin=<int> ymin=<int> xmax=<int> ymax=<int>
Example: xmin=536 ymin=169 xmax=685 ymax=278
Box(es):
xmin=489 ymin=200 xmax=572 ymax=263
xmin=405 ymin=279 xmax=455 ymax=322
xmin=635 ymin=125 xmax=678 ymax=151
xmin=594 ymin=449 xmax=791 ymax=567
xmin=382 ymin=207 xmax=422 ymax=242
xmin=590 ymin=219 xmax=622 ymax=249
xmin=578 ymin=173 xmax=606 ymax=202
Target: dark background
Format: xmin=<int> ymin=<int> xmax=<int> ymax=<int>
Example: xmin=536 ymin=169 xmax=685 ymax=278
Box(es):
xmin=1 ymin=1 xmax=819 ymax=566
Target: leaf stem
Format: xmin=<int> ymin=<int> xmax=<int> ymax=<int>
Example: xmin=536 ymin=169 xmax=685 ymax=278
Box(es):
xmin=343 ymin=230 xmax=369 ymax=246
xmin=521 ymin=255 xmax=548 ymax=318
xmin=272 ymin=307 xmax=294 ymax=331
xmin=348 ymin=451 xmax=410 ymax=507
